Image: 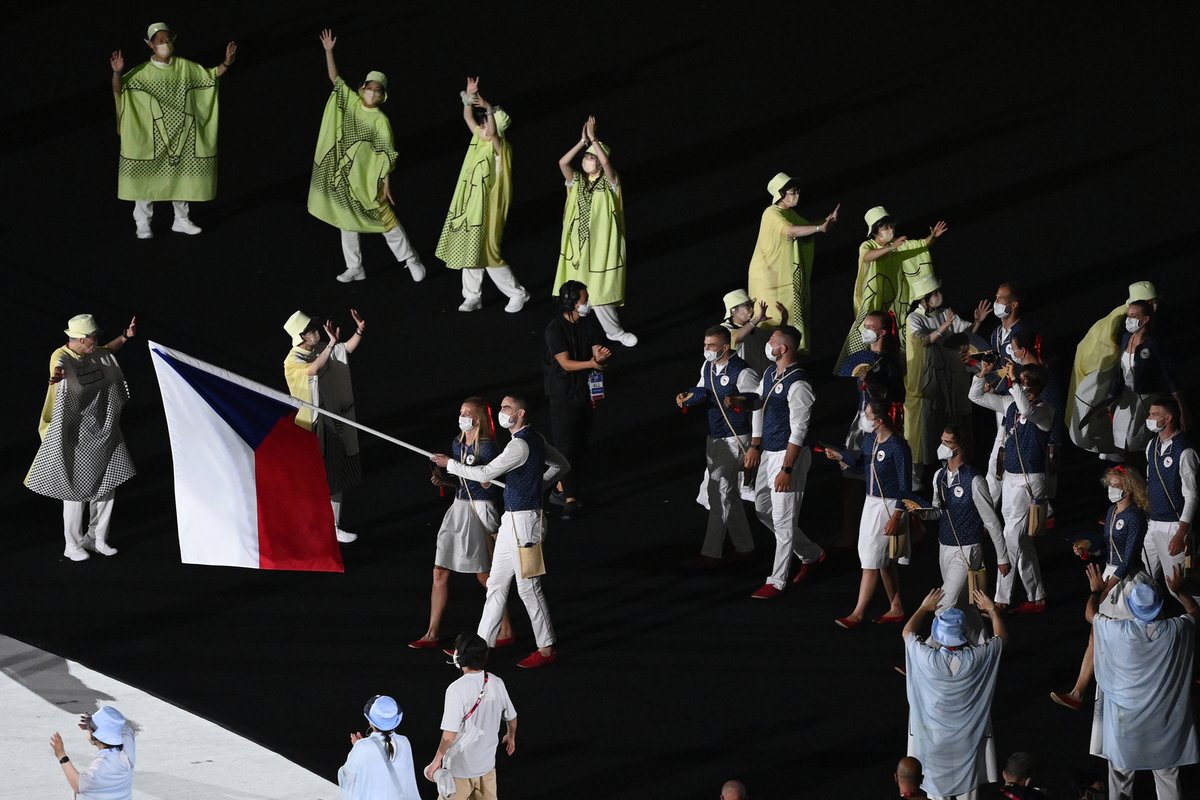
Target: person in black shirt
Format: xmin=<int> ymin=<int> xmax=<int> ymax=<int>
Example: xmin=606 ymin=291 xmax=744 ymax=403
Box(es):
xmin=543 ymin=280 xmax=612 ymax=519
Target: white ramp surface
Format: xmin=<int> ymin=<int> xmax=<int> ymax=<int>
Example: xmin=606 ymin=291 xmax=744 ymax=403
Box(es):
xmin=0 ymin=635 xmax=340 ymax=799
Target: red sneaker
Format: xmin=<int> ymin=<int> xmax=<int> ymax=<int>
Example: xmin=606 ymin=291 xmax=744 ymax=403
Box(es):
xmin=1050 ymin=691 xmax=1082 ymax=710
xmin=407 ymin=638 xmax=440 ymax=650
xmin=750 ymin=584 xmax=783 ymax=600
xmin=494 ymin=637 xmax=516 ymax=648
xmin=517 ymin=650 xmax=557 ymax=669
xmin=835 ymin=616 xmax=863 ymax=629
xmin=792 ymin=551 xmax=827 ymax=583
xmin=873 ymin=613 xmax=906 ymax=624
xmin=1010 ymin=600 xmax=1047 ymax=615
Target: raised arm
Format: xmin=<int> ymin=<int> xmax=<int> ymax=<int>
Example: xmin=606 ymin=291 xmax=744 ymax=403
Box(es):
xmin=784 ymin=203 xmax=840 ymax=239
xmin=343 ymin=309 xmax=366 ymax=354
xmin=559 ymin=128 xmax=588 ymax=182
xmin=110 ymin=50 xmax=124 ymax=95
xmin=319 ymin=29 xmax=338 ymax=84
xmin=105 ymin=316 xmax=137 ymax=353
xmin=461 ymin=77 xmax=479 ymax=133
xmin=584 ymin=116 xmax=618 ymax=185
xmin=862 ymin=235 xmax=909 ymax=263
xmin=215 ymin=41 xmax=237 ymax=77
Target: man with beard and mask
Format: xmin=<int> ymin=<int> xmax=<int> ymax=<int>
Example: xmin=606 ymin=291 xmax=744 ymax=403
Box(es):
xmin=308 ymin=29 xmax=426 ymax=284
xmin=970 ymin=283 xmax=1027 ymax=502
xmin=110 ymin=22 xmax=236 ymax=239
xmin=677 ymin=327 xmax=761 ymax=568
xmin=1143 ymin=396 xmax=1196 ymax=600
xmin=431 ymin=396 xmax=569 ymax=669
xmin=543 ymin=281 xmax=612 ymax=521
xmin=969 ymin=360 xmax=1052 ymax=613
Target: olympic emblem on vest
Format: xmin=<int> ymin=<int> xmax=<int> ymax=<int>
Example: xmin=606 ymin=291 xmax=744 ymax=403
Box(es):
xmin=1116 ymin=518 xmax=1125 ymax=530
xmin=1164 ymin=456 xmax=1174 ymax=468
xmin=465 ymin=453 xmax=476 ymax=465
xmin=774 ymin=383 xmax=784 ymax=394
xmin=953 ymin=486 xmax=964 ymax=498
xmin=719 ymin=375 xmax=730 ymax=386
xmin=1018 ymin=415 xmax=1028 ymax=425
xmin=1140 ymin=348 xmax=1150 ymax=360
xmin=876 ymin=450 xmax=887 ymax=462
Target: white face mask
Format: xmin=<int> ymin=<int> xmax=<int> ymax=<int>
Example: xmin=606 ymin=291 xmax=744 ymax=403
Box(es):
xmin=878 ymin=229 xmax=895 ymax=245
xmin=993 ymin=301 xmax=1010 ymax=319
xmin=859 ymin=415 xmax=878 ymax=433
xmin=861 ymin=328 xmax=879 ymax=344
xmin=1125 ymin=317 xmax=1143 ymax=333
xmin=576 ymin=302 xmax=591 ymax=316
xmin=703 ymin=349 xmax=720 ymax=363
xmin=1145 ymin=417 xmax=1165 ymax=433
xmin=765 ymin=343 xmax=779 ymax=362
xmin=458 ymin=416 xmax=474 ymax=432
xmin=497 ymin=411 xmax=516 ymax=429
xmin=361 ymin=89 xmax=382 ymax=106
xmin=936 ymin=443 xmax=955 ymax=461
xmin=154 ymin=42 xmax=173 ymax=58
xmin=927 ymin=294 xmax=942 ymax=310
xmin=1107 ymin=486 xmax=1125 ymax=504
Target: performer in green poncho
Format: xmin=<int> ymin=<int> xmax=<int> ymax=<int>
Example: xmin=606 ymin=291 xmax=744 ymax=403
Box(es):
xmin=308 ymin=29 xmax=426 ymax=284
xmin=436 ymin=77 xmax=530 ymax=313
xmin=111 ymin=22 xmax=236 ymax=239
xmin=552 ymin=116 xmax=637 ymax=347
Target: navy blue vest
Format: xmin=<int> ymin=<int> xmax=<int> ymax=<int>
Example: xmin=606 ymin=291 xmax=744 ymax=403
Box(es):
xmin=453 ymin=437 xmax=500 ymax=502
xmin=861 ymin=432 xmax=911 ymax=499
xmin=704 ymin=355 xmax=752 ymax=439
xmin=1146 ymin=433 xmax=1191 ymax=522
xmin=1002 ymin=398 xmax=1050 ymax=474
xmin=760 ymin=365 xmax=810 ymax=452
xmin=503 ymin=427 xmax=545 ymax=512
xmin=936 ymin=465 xmax=984 ymax=547
xmin=1104 ymin=504 xmax=1145 ymax=579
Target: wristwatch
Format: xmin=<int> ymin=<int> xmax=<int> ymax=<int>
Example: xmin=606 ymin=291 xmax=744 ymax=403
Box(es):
xmin=782 ymin=465 xmax=793 ymax=474
xmin=59 ymin=756 xmax=70 ymax=764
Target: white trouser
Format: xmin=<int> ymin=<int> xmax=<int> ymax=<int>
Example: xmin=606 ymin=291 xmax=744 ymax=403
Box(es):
xmin=593 ymin=304 xmax=630 ymax=338
xmin=478 ymin=510 xmax=555 ymax=648
xmin=133 ymin=200 xmax=190 ymax=226
xmin=986 ymin=415 xmax=1004 ymax=504
xmin=859 ymin=495 xmax=908 ymax=568
xmin=1109 ymin=764 xmax=1180 ymax=800
xmin=63 ymin=491 xmax=115 ymax=553
xmin=701 ymin=435 xmax=754 ymax=558
xmin=754 ymin=448 xmax=822 ymax=588
xmin=1143 ymin=519 xmax=1189 ymax=599
xmin=938 ymin=542 xmax=983 ymax=613
xmin=331 ymin=493 xmax=344 ymax=526
xmin=461 ymin=266 xmax=526 ymax=302
xmin=995 ymin=472 xmax=1045 ymax=604
xmin=340 ymin=225 xmax=417 ymax=271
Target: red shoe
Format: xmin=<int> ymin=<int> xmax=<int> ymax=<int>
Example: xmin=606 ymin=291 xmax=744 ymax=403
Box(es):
xmin=517 ymin=650 xmax=557 ymax=669
xmin=791 ymin=551 xmax=826 ymax=584
xmin=750 ymin=584 xmax=783 ymax=600
xmin=835 ymin=616 xmax=863 ymax=629
xmin=1010 ymin=600 xmax=1047 ymax=615
xmin=407 ymin=637 xmax=440 ymax=650
xmin=873 ymin=613 xmax=906 ymax=624
xmin=1050 ymin=691 xmax=1082 ymax=710
xmin=494 ymin=637 xmax=516 ymax=648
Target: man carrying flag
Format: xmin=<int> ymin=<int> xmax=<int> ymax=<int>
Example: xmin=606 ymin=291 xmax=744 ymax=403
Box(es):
xmin=27 ymin=314 xmax=138 ymax=561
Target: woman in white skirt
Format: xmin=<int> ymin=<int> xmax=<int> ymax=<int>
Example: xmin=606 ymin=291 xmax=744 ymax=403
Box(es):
xmin=410 ymin=397 xmax=513 ymax=649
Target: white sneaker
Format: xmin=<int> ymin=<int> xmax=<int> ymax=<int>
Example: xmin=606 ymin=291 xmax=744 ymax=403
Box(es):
xmin=336 ymin=529 xmax=358 ymax=543
xmin=136 ymin=226 xmax=153 ymax=240
xmin=458 ymin=297 xmax=483 ymax=312
xmin=82 ymin=534 xmax=118 ymax=556
xmin=64 ymin=547 xmax=90 ymax=562
xmin=171 ymin=218 xmax=202 ymax=235
xmin=407 ymin=259 xmax=427 ymax=282
xmin=608 ymin=331 xmax=639 ymax=347
xmin=504 ymin=291 xmax=531 ymax=313
xmin=336 ymin=268 xmax=366 ymax=283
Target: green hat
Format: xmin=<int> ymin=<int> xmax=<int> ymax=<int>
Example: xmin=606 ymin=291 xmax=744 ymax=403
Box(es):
xmin=362 ymin=71 xmax=389 ymax=103
xmin=144 ymin=22 xmax=172 ymax=42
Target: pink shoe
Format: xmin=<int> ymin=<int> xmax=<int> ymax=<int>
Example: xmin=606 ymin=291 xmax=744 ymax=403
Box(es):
xmin=792 ymin=551 xmax=826 ymax=584
xmin=1050 ymin=691 xmax=1082 ymax=710
xmin=750 ymin=584 xmax=783 ymax=600
xmin=835 ymin=616 xmax=863 ymax=630
xmin=517 ymin=650 xmax=557 ymax=669
xmin=494 ymin=637 xmax=516 ymax=648
xmin=407 ymin=638 xmax=440 ymax=650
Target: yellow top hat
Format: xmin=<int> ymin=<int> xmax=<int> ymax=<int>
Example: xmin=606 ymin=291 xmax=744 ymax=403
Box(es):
xmin=908 ymin=273 xmax=941 ymax=300
xmin=362 ymin=71 xmax=389 ymax=103
xmin=723 ymin=289 xmax=752 ymax=317
xmin=1126 ymin=281 xmax=1157 ymax=304
xmin=766 ymin=172 xmax=801 ymax=201
xmin=283 ymin=311 xmax=314 ymax=346
xmin=64 ymin=314 xmax=99 ymax=339
xmin=864 ymin=206 xmax=891 ymax=235
xmin=145 ymin=22 xmax=172 ymax=42
xmin=586 ymin=141 xmax=611 ymax=157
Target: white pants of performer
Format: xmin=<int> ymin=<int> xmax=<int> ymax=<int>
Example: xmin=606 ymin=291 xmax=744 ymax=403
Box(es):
xmin=63 ymin=491 xmax=115 ymax=555
xmin=133 ymin=200 xmax=191 ymax=227
xmin=754 ymin=448 xmax=822 ymax=588
xmin=995 ymin=472 xmax=1046 ymax=604
xmin=340 ymin=225 xmax=419 ymax=272
xmin=986 ymin=412 xmax=1004 ymax=504
xmin=859 ymin=495 xmax=908 ymax=568
xmin=478 ymin=510 xmax=555 ymax=649
xmin=1108 ymin=764 xmax=1181 ymax=800
xmin=1143 ymin=519 xmax=1190 ymax=600
xmin=593 ymin=304 xmax=633 ymax=339
xmin=461 ymin=266 xmax=526 ymax=303
xmin=701 ymin=435 xmax=754 ymax=559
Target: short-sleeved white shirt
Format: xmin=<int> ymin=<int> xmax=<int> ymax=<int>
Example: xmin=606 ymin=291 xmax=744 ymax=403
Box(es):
xmin=77 ymin=747 xmax=134 ymax=800
xmin=440 ymin=671 xmax=517 ymax=778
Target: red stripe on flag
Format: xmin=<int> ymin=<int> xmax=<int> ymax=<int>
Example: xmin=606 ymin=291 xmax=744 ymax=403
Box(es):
xmin=255 ymin=415 xmax=344 ymax=572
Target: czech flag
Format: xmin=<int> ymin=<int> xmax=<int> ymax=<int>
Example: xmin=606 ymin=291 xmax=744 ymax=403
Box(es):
xmin=149 ymin=342 xmax=344 ymax=572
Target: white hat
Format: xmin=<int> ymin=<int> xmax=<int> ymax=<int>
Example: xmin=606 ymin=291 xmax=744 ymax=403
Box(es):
xmin=364 ymin=695 xmax=402 ymax=730
xmin=864 ymin=206 xmax=891 ymax=234
xmin=908 ymin=273 xmax=941 ymax=300
xmin=931 ymin=607 xmax=968 ymax=647
xmin=92 ymin=722 xmax=125 ymax=746
xmin=586 ymin=141 xmax=611 ymax=157
xmin=64 ymin=314 xmax=99 ymax=339
xmin=722 ymin=289 xmax=752 ymax=317
xmin=145 ymin=22 xmax=172 ymax=42
xmin=283 ymin=311 xmax=314 ymax=346
xmin=362 ymin=71 xmax=389 ymax=103
xmin=1126 ymin=280 xmax=1157 ymax=304
xmin=766 ymin=172 xmax=801 ymax=201
xmin=91 ymin=706 xmax=126 ymax=730
xmin=1126 ymin=582 xmax=1163 ymax=623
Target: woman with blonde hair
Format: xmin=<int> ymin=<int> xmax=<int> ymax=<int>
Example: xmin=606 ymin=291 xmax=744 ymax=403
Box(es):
xmin=1050 ymin=465 xmax=1149 ymax=711
xmin=411 ymin=397 xmax=513 ymax=649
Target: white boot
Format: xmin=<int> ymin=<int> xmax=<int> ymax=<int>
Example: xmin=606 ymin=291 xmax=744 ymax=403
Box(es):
xmin=407 ymin=259 xmax=427 ymax=282
xmin=337 ymin=268 xmax=366 ymax=282
xmin=336 ymin=528 xmax=358 ymax=543
xmin=83 ymin=531 xmax=119 ymax=556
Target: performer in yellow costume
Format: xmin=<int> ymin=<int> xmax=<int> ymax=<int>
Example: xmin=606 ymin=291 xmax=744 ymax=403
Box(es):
xmin=308 ymin=30 xmax=426 ymax=284
xmin=746 ymin=173 xmax=839 ymax=355
xmin=435 ymin=77 xmax=529 ymax=313
xmin=552 ymin=116 xmax=637 ymax=347
xmin=111 ymin=22 xmax=236 ymax=239
xmin=834 ymin=206 xmax=948 ymax=374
